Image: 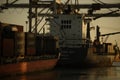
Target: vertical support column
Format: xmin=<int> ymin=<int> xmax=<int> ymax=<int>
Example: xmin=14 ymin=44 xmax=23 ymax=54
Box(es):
xmin=35 ymin=6 xmax=38 ymax=36
xmin=29 ymin=0 xmax=32 ymax=32
xmin=54 ymin=0 xmax=57 ymax=14
xmin=6 ymin=0 xmax=9 ymax=5
xmin=86 ymin=19 xmax=91 ymax=45
xmin=86 ymin=22 xmax=90 ymax=40
xmin=96 ymin=25 xmax=100 ymax=42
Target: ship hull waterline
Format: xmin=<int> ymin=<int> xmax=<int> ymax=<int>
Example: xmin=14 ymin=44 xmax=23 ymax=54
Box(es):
xmin=0 ymin=58 xmax=58 ymax=77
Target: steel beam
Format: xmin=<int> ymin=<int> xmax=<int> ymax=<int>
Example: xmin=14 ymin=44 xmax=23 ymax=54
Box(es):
xmin=3 ymin=3 xmax=120 ymax=9
xmin=100 ymin=32 xmax=120 ymax=36
xmin=37 ymin=13 xmax=120 ymax=17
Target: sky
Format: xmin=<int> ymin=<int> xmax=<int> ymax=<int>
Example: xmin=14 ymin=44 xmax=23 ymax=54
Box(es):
xmin=0 ymin=0 xmax=120 ymax=46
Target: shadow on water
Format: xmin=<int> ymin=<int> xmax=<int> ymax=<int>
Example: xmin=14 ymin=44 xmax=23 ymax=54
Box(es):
xmin=55 ymin=67 xmax=120 ymax=80
xmin=1 ymin=67 xmax=120 ymax=80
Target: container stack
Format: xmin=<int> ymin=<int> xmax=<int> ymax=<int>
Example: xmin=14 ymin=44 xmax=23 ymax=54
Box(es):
xmin=43 ymin=36 xmax=58 ymax=54
xmin=2 ymin=37 xmax=15 ymax=57
xmin=14 ymin=32 xmax=25 ymax=57
xmin=36 ymin=35 xmax=59 ymax=55
xmin=36 ymin=35 xmax=42 ymax=55
xmin=0 ymin=22 xmax=59 ymax=63
xmin=0 ymin=23 xmax=24 ymax=58
xmin=25 ymin=32 xmax=36 ymax=56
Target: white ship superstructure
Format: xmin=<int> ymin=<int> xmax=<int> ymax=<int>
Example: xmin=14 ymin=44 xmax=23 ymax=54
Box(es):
xmin=49 ymin=14 xmax=87 ymax=48
xmin=48 ymin=13 xmax=89 ymax=65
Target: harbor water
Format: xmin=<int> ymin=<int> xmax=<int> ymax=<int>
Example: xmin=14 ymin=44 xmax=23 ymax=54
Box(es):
xmin=1 ymin=67 xmax=120 ymax=80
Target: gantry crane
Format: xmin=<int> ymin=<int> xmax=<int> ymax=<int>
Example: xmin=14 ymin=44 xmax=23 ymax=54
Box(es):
xmin=100 ymin=32 xmax=120 ymax=43
xmin=0 ymin=0 xmax=120 ymax=35
xmin=95 ymin=25 xmax=120 ymax=43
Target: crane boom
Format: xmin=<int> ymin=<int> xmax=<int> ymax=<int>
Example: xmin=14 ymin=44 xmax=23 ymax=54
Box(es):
xmin=100 ymin=32 xmax=120 ymax=43
xmin=100 ymin=32 xmax=120 ymax=36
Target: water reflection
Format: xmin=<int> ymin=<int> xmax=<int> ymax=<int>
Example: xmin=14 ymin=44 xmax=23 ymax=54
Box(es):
xmin=1 ymin=71 xmax=58 ymax=80
xmin=56 ymin=67 xmax=118 ymax=80
xmin=1 ymin=67 xmax=120 ymax=80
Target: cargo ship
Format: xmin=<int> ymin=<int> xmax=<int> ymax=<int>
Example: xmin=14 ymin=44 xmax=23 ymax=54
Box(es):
xmin=47 ymin=5 xmax=89 ymax=66
xmin=85 ymin=26 xmax=120 ymax=67
xmin=0 ymin=22 xmax=60 ymax=77
xmin=46 ymin=0 xmax=120 ymax=66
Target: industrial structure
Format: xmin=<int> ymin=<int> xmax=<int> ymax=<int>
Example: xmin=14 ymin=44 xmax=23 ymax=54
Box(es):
xmin=0 ymin=0 xmax=120 ymax=34
xmin=0 ymin=0 xmax=120 ymax=67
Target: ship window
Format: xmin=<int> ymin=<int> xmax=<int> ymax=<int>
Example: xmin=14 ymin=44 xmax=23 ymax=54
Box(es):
xmin=69 ymin=25 xmax=71 ymax=28
xmin=68 ymin=20 xmax=71 ymax=24
xmin=63 ymin=25 xmax=65 ymax=28
xmin=67 ymin=20 xmax=69 ymax=24
xmin=61 ymin=20 xmax=72 ymax=29
xmin=66 ymin=25 xmax=68 ymax=29
xmin=64 ymin=20 xmax=65 ymax=24
xmin=61 ymin=25 xmax=63 ymax=29
xmin=62 ymin=20 xmax=63 ymax=24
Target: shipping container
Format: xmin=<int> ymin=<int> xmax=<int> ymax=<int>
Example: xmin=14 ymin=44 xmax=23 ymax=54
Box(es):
xmin=44 ymin=37 xmax=56 ymax=54
xmin=0 ymin=22 xmax=23 ymax=32
xmin=36 ymin=36 xmax=42 ymax=55
xmin=1 ymin=32 xmax=25 ymax=57
xmin=11 ymin=25 xmax=23 ymax=32
xmin=0 ymin=22 xmax=24 ymax=57
xmin=25 ymin=32 xmax=36 ymax=56
xmin=2 ymin=27 xmax=15 ymax=39
xmin=35 ymin=35 xmax=59 ymax=55
xmin=14 ymin=32 xmax=25 ymax=57
xmin=26 ymin=47 xmax=36 ymax=56
xmin=2 ymin=39 xmax=15 ymax=57
xmin=50 ymin=36 xmax=59 ymax=54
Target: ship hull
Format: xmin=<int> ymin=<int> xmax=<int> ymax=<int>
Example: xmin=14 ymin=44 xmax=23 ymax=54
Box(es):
xmin=0 ymin=57 xmax=58 ymax=77
xmin=57 ymin=46 xmax=88 ymax=67
xmin=84 ymin=47 xmax=117 ymax=67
